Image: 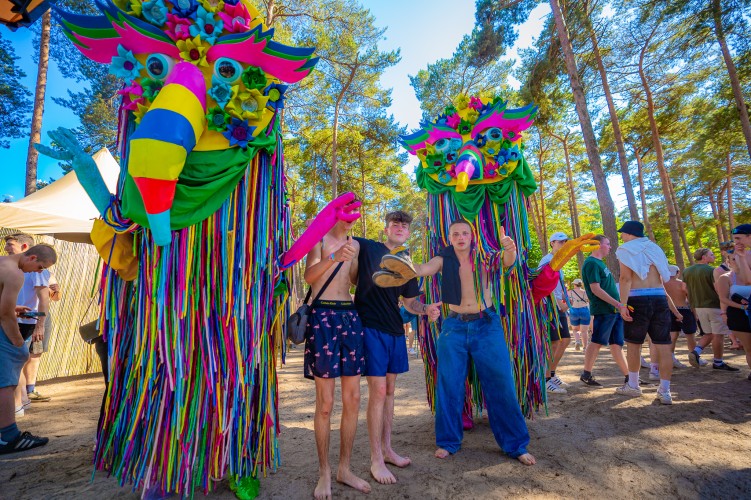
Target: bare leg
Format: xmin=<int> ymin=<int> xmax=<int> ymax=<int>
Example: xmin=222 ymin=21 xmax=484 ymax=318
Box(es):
xmin=729 ymin=332 xmax=741 ymax=348
xmin=517 ymin=453 xmax=536 ymax=465
xmin=22 ymin=355 xmax=42 ymax=387
xmin=609 ymin=345 xmax=629 ymax=376
xmin=313 ymin=377 xmax=335 ymax=500
xmin=670 ymin=331 xmax=679 ymax=354
xmin=685 ymin=333 xmax=696 ymax=352
xmin=711 ymin=334 xmax=725 ymax=361
xmin=367 ymin=376 xmax=395 ymax=484
xmin=733 ymin=331 xmax=751 ymax=369
xmin=382 ymin=373 xmax=410 ymax=468
xmin=551 ymin=338 xmax=570 ymax=372
xmin=655 ymin=344 xmax=673 ymax=382
xmin=14 ymin=372 xmax=26 ymax=408
xmin=336 ymin=376 xmax=370 ymax=494
xmin=546 ymin=339 xmax=561 ymax=378
xmin=0 ymin=386 xmax=16 ymax=428
xmin=626 ymin=343 xmax=642 ymax=373
xmin=582 ymin=342 xmax=601 ymax=372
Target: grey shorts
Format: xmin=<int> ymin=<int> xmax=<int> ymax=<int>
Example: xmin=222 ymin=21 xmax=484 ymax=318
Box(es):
xmin=0 ymin=326 xmax=30 ymax=388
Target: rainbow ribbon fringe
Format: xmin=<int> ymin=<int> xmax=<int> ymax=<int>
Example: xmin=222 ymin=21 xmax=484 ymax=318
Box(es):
xmin=94 ymin=144 xmax=290 ymax=496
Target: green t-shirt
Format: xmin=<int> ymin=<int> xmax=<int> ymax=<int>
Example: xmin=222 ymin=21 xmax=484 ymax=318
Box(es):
xmin=582 ymin=255 xmax=619 ymax=315
xmin=682 ymin=263 xmax=719 ymax=309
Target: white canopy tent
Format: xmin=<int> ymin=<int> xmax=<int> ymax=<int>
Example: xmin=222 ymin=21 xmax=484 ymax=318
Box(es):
xmin=0 ymin=148 xmax=120 ymax=243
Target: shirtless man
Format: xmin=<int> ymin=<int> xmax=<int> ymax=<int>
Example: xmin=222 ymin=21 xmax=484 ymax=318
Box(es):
xmin=732 ymin=224 xmax=751 ymax=294
xmin=303 ymin=219 xmax=370 ymax=499
xmin=410 ymin=220 xmax=535 ymax=465
xmin=0 ymin=244 xmax=57 ymax=455
xmin=615 ymin=221 xmax=681 ymax=405
xmin=665 ymin=265 xmax=697 ymax=367
xmin=349 ymin=211 xmax=441 ymax=485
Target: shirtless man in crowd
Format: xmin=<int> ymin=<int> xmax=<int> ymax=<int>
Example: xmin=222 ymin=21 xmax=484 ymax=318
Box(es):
xmin=664 ymin=265 xmax=697 ymax=367
xmin=303 ymin=218 xmax=370 ymax=499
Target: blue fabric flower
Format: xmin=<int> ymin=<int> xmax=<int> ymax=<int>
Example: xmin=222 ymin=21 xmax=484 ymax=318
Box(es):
xmin=223 ymin=117 xmax=255 ymax=149
xmin=109 ymin=45 xmax=143 ymax=81
xmin=142 ymin=0 xmax=168 ymax=26
xmin=171 ymin=0 xmax=199 ymax=18
xmin=209 ymin=78 xmax=234 ymax=108
xmin=189 ymin=6 xmax=224 ymax=44
xmin=224 ymin=0 xmax=241 ymax=4
xmin=264 ymin=83 xmax=288 ymax=111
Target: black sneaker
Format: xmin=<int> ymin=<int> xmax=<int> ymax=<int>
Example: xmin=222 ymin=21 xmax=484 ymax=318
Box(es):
xmin=688 ymin=351 xmax=700 ymax=368
xmin=0 ymin=431 xmax=49 ymax=455
xmin=713 ymin=361 xmax=740 ymax=372
xmin=580 ymin=374 xmax=602 ymax=386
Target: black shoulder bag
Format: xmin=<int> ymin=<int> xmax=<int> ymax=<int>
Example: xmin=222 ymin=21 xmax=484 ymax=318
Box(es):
xmin=286 ymin=262 xmax=344 ymax=344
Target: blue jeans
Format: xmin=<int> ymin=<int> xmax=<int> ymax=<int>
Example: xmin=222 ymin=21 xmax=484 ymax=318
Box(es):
xmin=435 ymin=312 xmax=530 ymax=457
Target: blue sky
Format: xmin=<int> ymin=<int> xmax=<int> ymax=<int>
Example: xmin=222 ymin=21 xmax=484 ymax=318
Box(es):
xmin=0 ymin=0 xmax=625 ymax=207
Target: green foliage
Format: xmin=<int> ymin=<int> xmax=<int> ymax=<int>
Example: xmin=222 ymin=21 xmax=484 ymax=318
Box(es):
xmin=0 ymin=35 xmax=32 ymax=149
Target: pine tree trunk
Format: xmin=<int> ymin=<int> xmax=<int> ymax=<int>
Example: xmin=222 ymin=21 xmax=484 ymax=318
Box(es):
xmin=667 ymin=176 xmax=692 ymax=264
xmin=688 ymin=211 xmax=703 ymax=248
xmin=586 ymin=13 xmax=639 ymax=220
xmin=726 ymin=153 xmax=734 ymax=230
xmin=717 ymin=182 xmax=729 ymax=242
xmin=708 ymin=187 xmax=724 ymax=243
xmin=549 ymin=0 xmax=619 ymax=274
xmin=25 ymin=10 xmax=51 ymax=196
xmin=634 ymin=147 xmax=655 ymax=241
xmin=713 ymin=0 xmax=751 ymax=161
xmin=552 ymin=130 xmax=583 ymax=269
xmin=637 ymin=24 xmax=684 ymax=268
xmin=529 ymin=194 xmax=545 ymax=250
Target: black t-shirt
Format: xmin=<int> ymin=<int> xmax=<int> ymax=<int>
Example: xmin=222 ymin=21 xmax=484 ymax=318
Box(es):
xmin=354 ymin=237 xmax=419 ymax=336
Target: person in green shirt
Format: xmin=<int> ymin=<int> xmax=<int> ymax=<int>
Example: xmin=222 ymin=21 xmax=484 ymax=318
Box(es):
xmin=579 ymin=235 xmax=629 ymax=387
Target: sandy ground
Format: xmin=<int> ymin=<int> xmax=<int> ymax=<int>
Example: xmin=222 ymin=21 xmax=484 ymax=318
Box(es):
xmin=2 ymin=340 xmax=751 ymax=500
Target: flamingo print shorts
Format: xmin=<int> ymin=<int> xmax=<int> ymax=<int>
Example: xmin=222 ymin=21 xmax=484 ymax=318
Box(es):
xmin=304 ymin=301 xmax=365 ymax=380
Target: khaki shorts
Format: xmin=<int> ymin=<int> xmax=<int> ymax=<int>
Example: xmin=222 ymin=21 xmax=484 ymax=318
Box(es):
xmin=695 ymin=308 xmax=731 ymax=336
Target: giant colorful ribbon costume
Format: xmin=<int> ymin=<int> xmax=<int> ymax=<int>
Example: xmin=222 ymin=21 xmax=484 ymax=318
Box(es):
xmin=400 ymin=95 xmax=594 ymax=418
xmin=45 ymin=0 xmax=322 ymax=496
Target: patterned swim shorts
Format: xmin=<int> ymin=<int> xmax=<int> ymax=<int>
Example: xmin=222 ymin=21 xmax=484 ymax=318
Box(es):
xmin=304 ymin=301 xmax=366 ymax=380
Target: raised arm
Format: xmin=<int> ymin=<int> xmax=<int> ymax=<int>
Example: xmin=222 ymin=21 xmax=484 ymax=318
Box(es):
xmin=414 ymin=256 xmax=443 ymax=278
xmin=303 ymin=237 xmax=353 ymax=286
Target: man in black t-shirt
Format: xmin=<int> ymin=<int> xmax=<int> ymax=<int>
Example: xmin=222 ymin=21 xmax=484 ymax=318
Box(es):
xmin=350 ymin=211 xmax=441 ymax=485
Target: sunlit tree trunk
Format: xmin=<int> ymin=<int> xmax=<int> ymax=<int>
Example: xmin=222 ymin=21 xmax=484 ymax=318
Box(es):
xmin=688 ymin=211 xmax=703 ymax=248
xmin=726 ymin=153 xmax=734 ymax=230
xmin=551 ymin=130 xmax=583 ymax=269
xmin=708 ymin=187 xmax=725 ymax=244
xmin=25 ymin=10 xmax=51 ymax=196
xmin=549 ymin=0 xmax=619 ymax=274
xmin=667 ymin=176 xmax=692 ymax=264
xmin=633 ymin=147 xmax=655 ymax=241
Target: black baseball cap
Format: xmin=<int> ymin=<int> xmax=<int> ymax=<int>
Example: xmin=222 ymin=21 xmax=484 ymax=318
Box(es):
xmin=617 ymin=221 xmax=645 ymax=238
xmin=732 ymin=224 xmax=751 ymax=235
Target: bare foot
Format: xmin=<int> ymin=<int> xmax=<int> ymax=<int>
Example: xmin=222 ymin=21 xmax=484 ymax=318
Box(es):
xmin=434 ymin=448 xmax=450 ymax=459
xmin=370 ymin=461 xmax=397 ymax=484
xmin=314 ymin=472 xmax=331 ymax=500
xmin=384 ymin=449 xmax=411 ymax=468
xmin=517 ymin=453 xmax=536 ymax=466
xmin=336 ymin=468 xmax=371 ymax=494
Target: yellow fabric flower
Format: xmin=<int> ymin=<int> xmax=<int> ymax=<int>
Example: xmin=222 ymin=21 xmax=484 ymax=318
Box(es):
xmin=466 ymin=109 xmax=479 ymax=123
xmin=200 ymin=0 xmax=225 ymax=13
xmin=176 ymin=36 xmax=210 ymax=67
xmin=226 ymin=88 xmax=269 ymax=121
xmin=454 ymin=94 xmax=470 ymax=110
xmin=113 ymin=0 xmax=142 ymax=16
xmin=133 ymin=101 xmax=151 ymax=125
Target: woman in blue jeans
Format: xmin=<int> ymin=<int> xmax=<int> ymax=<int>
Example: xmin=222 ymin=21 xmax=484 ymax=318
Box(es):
xmin=568 ymin=279 xmax=591 ymax=351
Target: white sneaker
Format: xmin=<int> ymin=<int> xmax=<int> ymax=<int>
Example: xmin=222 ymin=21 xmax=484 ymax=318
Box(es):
xmin=673 ymin=357 xmax=687 ymax=369
xmin=649 ymin=371 xmax=660 ymax=380
xmin=640 ymin=357 xmax=650 ymax=369
xmin=551 ymin=375 xmax=570 ymax=388
xmin=615 ymin=383 xmax=643 ymax=397
xmin=407 ymin=347 xmax=416 ymax=355
xmin=698 ymin=358 xmax=709 ymax=366
xmin=14 ymin=405 xmax=24 ymax=417
xmin=656 ymin=389 xmax=673 ymax=405
xmin=546 ymin=379 xmax=568 ymax=394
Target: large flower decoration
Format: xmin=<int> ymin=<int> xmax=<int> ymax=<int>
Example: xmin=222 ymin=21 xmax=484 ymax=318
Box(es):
xmin=190 ymin=6 xmax=223 ymax=44
xmin=218 ymin=1 xmax=250 ymax=33
xmin=165 ymin=13 xmax=192 ymax=41
xmin=241 ymin=66 xmax=267 ymax=91
xmin=209 ymin=79 xmax=237 ymax=108
xmin=264 ymin=83 xmax=288 ymax=111
xmin=118 ymin=82 xmax=145 ymax=110
xmin=170 ymin=0 xmax=199 ymax=18
xmin=113 ymin=0 xmax=143 ymax=16
xmin=133 ymin=101 xmax=152 ymax=124
xmin=226 ymin=88 xmax=269 ymax=121
xmin=142 ymin=0 xmax=168 ymax=26
xmin=140 ymin=77 xmax=164 ymax=100
xmin=445 ymin=113 xmax=460 ymax=129
xmin=110 ymin=45 xmax=143 ymax=81
xmin=200 ymin=0 xmax=225 ymax=14
xmin=176 ymin=36 xmax=210 ymax=66
xmin=223 ymin=117 xmax=255 ymax=149
xmin=207 ymin=106 xmax=231 ymax=131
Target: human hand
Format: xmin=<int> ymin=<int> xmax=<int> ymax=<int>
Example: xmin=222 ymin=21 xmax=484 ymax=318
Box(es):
xmin=332 ymin=240 xmax=355 ymax=262
xmin=499 ymin=227 xmax=516 ymax=253
xmin=32 ymin=328 xmax=44 ymax=342
xmin=673 ymin=312 xmax=683 ymax=322
xmin=426 ymin=301 xmax=443 ymax=322
xmin=619 ymin=304 xmax=633 ymax=322
xmin=14 ymin=306 xmax=31 ymax=317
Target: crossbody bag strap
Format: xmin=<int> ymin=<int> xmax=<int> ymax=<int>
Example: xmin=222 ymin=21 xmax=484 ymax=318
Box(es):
xmin=309 ymin=261 xmax=344 ymax=305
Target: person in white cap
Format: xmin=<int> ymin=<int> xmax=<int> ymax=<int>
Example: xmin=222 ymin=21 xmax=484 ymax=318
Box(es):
xmin=664 ymin=265 xmax=696 ymax=368
xmin=538 ymin=232 xmax=572 ymax=394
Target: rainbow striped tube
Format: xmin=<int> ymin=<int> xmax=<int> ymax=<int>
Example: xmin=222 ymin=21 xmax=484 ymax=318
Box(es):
xmin=128 ymin=62 xmax=208 ymax=246
xmin=454 ymin=144 xmax=484 ymax=192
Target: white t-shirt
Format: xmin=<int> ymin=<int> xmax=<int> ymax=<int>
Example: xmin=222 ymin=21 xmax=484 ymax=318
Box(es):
xmin=17 ymin=269 xmax=50 ymax=325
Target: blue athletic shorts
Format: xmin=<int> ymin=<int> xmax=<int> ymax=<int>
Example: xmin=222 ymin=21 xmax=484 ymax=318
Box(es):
xmin=304 ymin=302 xmax=366 ymax=380
xmin=363 ymin=327 xmax=409 ymax=376
xmin=590 ymin=313 xmax=624 ymax=346
xmin=0 ymin=326 xmax=30 ymax=389
xmin=569 ymin=306 xmax=591 ymax=326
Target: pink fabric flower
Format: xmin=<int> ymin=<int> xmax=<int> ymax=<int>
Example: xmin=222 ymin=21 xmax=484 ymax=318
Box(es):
xmin=218 ymin=2 xmax=250 ymax=33
xmin=446 ymin=113 xmax=461 ymax=129
xmin=165 ymin=13 xmax=192 ymax=41
xmin=118 ymin=82 xmax=144 ymax=110
xmin=469 ymin=96 xmax=484 ymax=111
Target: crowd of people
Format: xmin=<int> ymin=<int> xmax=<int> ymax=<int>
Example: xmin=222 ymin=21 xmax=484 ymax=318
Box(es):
xmin=544 ymin=222 xmax=751 ymax=405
